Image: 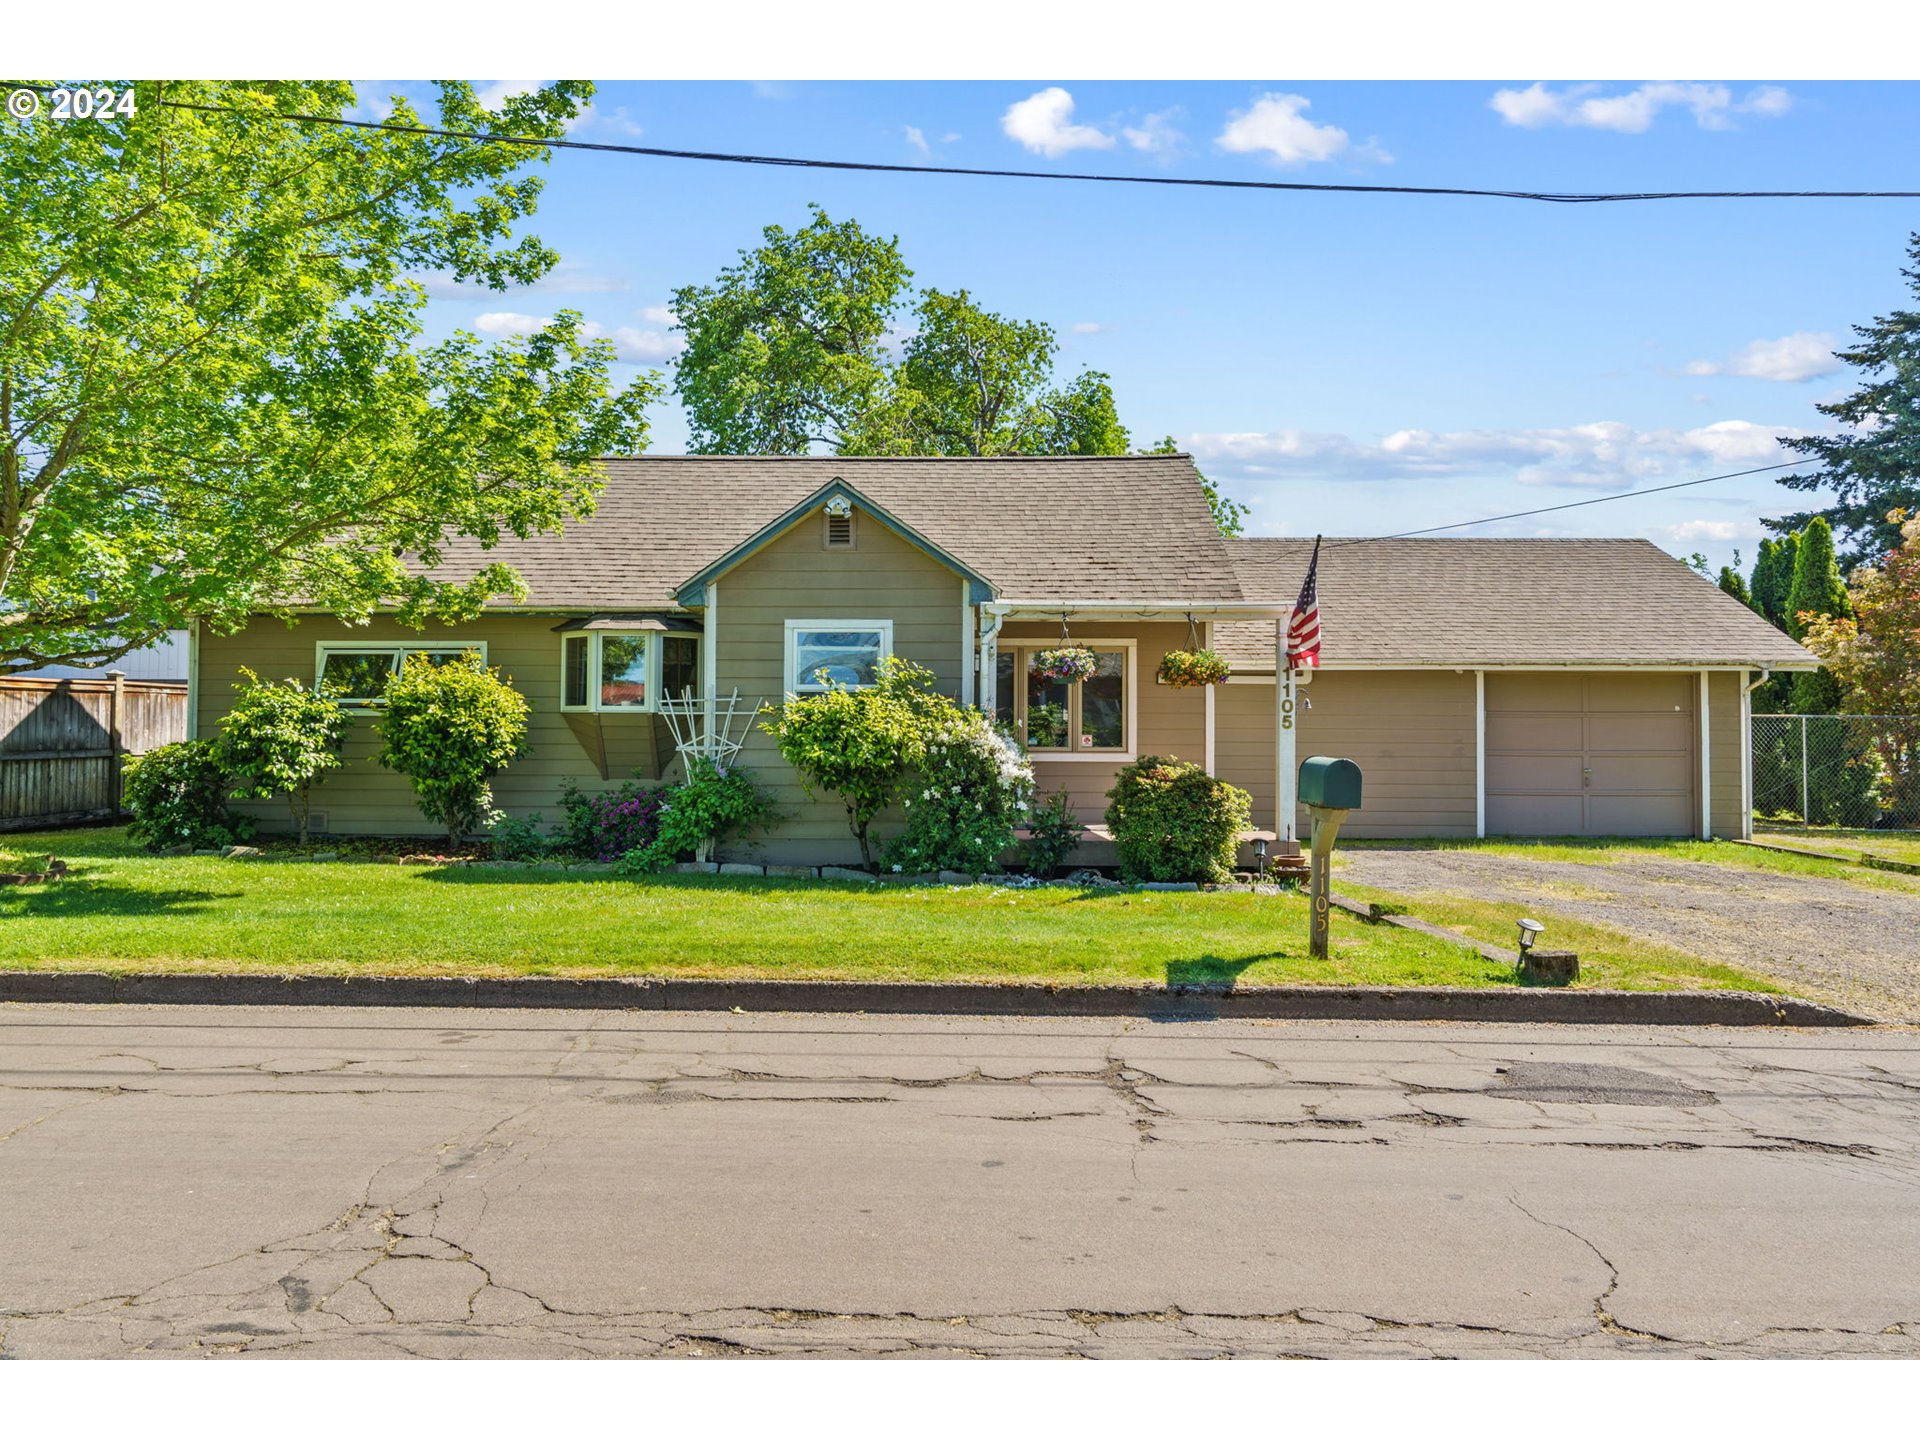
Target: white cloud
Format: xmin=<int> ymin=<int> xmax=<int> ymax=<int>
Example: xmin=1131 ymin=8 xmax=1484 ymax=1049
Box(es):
xmin=1185 ymin=418 xmax=1809 ymax=489
xmin=637 ymin=304 xmax=678 ymax=327
xmin=1683 ymin=331 xmax=1840 ymax=383
xmin=1215 ymin=93 xmax=1373 ymax=167
xmin=1001 ymin=87 xmax=1115 ymax=158
xmin=1489 ymin=81 xmax=1794 ymax=133
xmin=1122 ymin=108 xmax=1185 ymax=158
xmin=1069 ymin=322 xmax=1103 ymax=334
xmin=474 ymin=311 xmax=682 ymax=365
xmin=905 ymin=125 xmax=930 ymax=154
xmin=570 ymin=103 xmax=643 ymax=137
xmin=1663 ymin=517 xmax=1764 ymax=545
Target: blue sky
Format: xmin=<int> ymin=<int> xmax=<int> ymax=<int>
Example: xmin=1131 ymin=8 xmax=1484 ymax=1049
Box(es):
xmin=374 ymin=79 xmax=1920 ymax=577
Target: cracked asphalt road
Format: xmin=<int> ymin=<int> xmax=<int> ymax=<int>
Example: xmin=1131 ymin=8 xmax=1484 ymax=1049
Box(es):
xmin=3 ymin=1003 xmax=1918 ymax=1359
xmin=1338 ymin=847 xmax=1920 ymax=1022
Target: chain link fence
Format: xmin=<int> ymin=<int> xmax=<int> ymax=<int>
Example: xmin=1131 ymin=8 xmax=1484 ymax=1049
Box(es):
xmin=1752 ymin=714 xmax=1920 ymax=830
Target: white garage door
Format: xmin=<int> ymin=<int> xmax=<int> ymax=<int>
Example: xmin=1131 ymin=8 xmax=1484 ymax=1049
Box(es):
xmin=1485 ymin=673 xmax=1696 ymax=837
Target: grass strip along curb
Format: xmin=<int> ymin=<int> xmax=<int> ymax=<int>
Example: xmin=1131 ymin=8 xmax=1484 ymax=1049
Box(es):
xmin=0 ymin=972 xmax=1872 ymax=1026
xmin=1733 ymin=837 xmax=1920 ymax=877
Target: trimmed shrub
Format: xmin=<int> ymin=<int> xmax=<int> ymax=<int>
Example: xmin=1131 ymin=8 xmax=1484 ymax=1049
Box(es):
xmin=553 ymin=780 xmax=666 ymax=862
xmin=760 ymin=657 xmax=935 ymax=869
xmin=1021 ymin=789 xmax=1083 ymax=879
xmin=617 ymin=759 xmax=779 ymax=874
xmin=213 ymin=668 xmax=350 ymax=842
xmin=1104 ymin=755 xmax=1251 ymax=884
xmin=884 ymin=713 xmax=1033 ymax=876
xmin=486 ymin=811 xmax=551 ymax=861
xmin=122 ymin=740 xmax=255 ymax=851
xmin=374 ymin=651 xmax=530 ymax=843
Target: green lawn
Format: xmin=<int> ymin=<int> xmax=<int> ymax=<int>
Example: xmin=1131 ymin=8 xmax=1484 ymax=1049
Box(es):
xmin=0 ymin=828 xmax=1776 ymax=993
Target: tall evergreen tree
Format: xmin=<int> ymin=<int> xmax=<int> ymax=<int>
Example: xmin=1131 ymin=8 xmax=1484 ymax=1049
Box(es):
xmin=1786 ymin=518 xmax=1851 ymax=711
xmin=1717 ymin=564 xmax=1753 ymax=608
xmin=1770 ymin=232 xmax=1920 ymax=566
xmin=1750 ymin=534 xmax=1799 ymax=631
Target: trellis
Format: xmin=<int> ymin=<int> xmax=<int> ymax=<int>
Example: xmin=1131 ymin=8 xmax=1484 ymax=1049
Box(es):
xmin=657 ymin=688 xmax=761 ymax=773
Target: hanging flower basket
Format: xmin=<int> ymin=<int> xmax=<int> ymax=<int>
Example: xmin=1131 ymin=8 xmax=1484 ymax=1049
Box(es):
xmin=1157 ymin=648 xmax=1231 ymax=688
xmin=1030 ymin=647 xmax=1100 ymax=683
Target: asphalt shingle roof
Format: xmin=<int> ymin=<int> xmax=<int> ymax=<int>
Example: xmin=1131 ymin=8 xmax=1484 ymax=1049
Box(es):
xmin=428 ymin=454 xmax=1242 ymax=606
xmin=1214 ymin=537 xmax=1817 ymax=669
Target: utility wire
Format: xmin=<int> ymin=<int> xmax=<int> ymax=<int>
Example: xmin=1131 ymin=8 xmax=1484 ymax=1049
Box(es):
xmin=1327 ymin=460 xmax=1805 ymax=545
xmin=7 ymin=82 xmax=1919 ymax=204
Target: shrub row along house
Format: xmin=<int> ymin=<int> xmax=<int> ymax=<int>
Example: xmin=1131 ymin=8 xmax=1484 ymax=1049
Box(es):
xmin=189 ymin=455 xmax=1816 ymax=865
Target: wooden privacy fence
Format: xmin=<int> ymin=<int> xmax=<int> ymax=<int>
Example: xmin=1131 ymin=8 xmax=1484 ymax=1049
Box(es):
xmin=0 ymin=673 xmax=188 ymax=830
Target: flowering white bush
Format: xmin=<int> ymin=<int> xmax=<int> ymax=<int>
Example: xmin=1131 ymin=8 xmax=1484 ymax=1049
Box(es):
xmin=884 ymin=712 xmax=1034 ymax=875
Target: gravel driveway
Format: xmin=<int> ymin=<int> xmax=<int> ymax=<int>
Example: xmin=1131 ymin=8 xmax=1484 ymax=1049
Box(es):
xmin=1337 ymin=848 xmax=1920 ymax=1022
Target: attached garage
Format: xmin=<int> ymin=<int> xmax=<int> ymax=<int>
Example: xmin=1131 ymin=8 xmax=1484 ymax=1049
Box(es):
xmin=1211 ymin=537 xmax=1818 ymax=844
xmin=1484 ymin=673 xmax=1695 ymax=837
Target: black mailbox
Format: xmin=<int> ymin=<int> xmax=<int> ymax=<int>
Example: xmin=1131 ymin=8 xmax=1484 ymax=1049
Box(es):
xmin=1298 ymin=756 xmax=1363 ymax=810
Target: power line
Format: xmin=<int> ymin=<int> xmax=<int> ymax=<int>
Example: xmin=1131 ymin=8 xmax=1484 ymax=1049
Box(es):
xmin=8 ymin=82 xmax=1920 ymax=204
xmin=1327 ymin=460 xmax=1805 ymax=545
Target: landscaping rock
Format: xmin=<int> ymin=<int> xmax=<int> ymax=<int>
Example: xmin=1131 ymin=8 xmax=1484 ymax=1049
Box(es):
xmin=670 ymin=862 xmax=719 ymax=875
xmin=223 ymin=845 xmax=264 ymax=859
xmin=881 ymin=871 xmax=938 ymax=885
xmin=192 ymin=848 xmax=221 ymax=857
xmin=937 ymin=870 xmax=976 ymax=886
xmin=1063 ymin=868 xmax=1121 ymax=889
xmin=819 ymin=866 xmax=878 ymax=883
xmin=718 ymin=863 xmax=766 ymax=877
xmin=159 ymin=844 xmax=193 ymax=857
xmin=567 ymin=863 xmax=616 ymax=874
xmin=309 ymin=851 xmax=339 ymax=863
xmin=1140 ymin=881 xmax=1199 ymax=892
xmin=765 ymin=864 xmax=818 ymax=879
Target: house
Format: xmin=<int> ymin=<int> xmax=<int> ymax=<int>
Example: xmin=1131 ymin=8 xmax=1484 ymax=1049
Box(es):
xmin=188 ymin=455 xmax=1816 ymax=862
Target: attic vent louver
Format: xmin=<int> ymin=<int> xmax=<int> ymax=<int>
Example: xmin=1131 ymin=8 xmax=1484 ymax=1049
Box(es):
xmin=823 ymin=496 xmax=855 ymax=549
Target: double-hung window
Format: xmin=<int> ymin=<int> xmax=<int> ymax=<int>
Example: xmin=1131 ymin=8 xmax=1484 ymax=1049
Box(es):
xmin=991 ymin=643 xmax=1133 ymax=756
xmin=560 ymin=631 xmax=701 ymax=713
xmin=315 ymin=643 xmax=481 ymax=706
xmin=784 ymin=620 xmax=893 ymax=693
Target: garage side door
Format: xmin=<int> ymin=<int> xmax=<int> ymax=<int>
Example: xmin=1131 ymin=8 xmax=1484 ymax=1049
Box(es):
xmin=1485 ymin=674 xmax=1695 ymax=837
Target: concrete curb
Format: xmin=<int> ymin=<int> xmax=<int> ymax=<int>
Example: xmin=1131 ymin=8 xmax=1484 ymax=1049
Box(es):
xmin=0 ymin=971 xmax=1874 ymax=1027
xmin=1733 ymin=837 xmax=1920 ymax=877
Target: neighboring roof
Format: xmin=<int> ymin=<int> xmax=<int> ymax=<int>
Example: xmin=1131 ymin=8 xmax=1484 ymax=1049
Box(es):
xmin=420 ymin=455 xmax=1242 ymax=607
xmin=674 ymin=477 xmax=997 ymax=606
xmin=1214 ymin=537 xmax=1818 ymax=670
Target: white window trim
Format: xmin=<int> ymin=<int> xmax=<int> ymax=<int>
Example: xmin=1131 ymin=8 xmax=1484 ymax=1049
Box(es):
xmin=784 ymin=619 xmax=894 ymax=694
xmin=314 ymin=641 xmax=488 ymax=707
xmin=558 ymin=630 xmax=701 ymax=714
xmin=998 ymin=639 xmax=1138 ymax=762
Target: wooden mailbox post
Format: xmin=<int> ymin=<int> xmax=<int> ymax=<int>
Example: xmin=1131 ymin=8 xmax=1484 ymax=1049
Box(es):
xmin=1298 ymin=756 xmax=1363 ymax=960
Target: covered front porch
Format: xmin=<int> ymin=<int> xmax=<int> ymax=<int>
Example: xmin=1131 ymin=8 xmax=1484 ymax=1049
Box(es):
xmin=974 ymin=600 xmax=1300 ymax=869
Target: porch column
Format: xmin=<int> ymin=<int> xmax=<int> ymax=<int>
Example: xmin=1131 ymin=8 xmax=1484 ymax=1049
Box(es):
xmin=977 ymin=609 xmax=1003 ymax=718
xmin=1275 ymin=618 xmax=1298 ymax=845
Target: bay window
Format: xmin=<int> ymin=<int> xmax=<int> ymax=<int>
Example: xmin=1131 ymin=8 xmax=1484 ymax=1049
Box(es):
xmin=560 ymin=631 xmax=701 ymax=713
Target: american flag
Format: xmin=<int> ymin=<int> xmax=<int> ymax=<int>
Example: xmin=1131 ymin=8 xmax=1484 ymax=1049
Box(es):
xmin=1285 ymin=536 xmax=1323 ymax=668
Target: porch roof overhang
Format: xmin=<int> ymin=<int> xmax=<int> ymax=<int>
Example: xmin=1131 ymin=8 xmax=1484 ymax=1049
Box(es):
xmin=984 ymin=599 xmax=1290 ymax=623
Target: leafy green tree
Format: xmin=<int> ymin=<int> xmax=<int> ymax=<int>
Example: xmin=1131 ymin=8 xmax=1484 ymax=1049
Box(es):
xmin=845 ymin=289 xmax=1131 ymax=459
xmin=375 ymin=652 xmax=531 ymax=843
xmin=1786 ymin=518 xmax=1851 ymax=712
xmin=1 ymin=80 xmax=655 ymax=675
xmin=759 ymin=657 xmax=938 ymax=870
xmin=214 ymin=668 xmax=350 ymax=843
xmin=1772 ymin=232 xmax=1920 ymax=565
xmin=671 ymin=206 xmax=910 ymax=453
xmin=1716 ymin=556 xmax=1754 ymax=609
